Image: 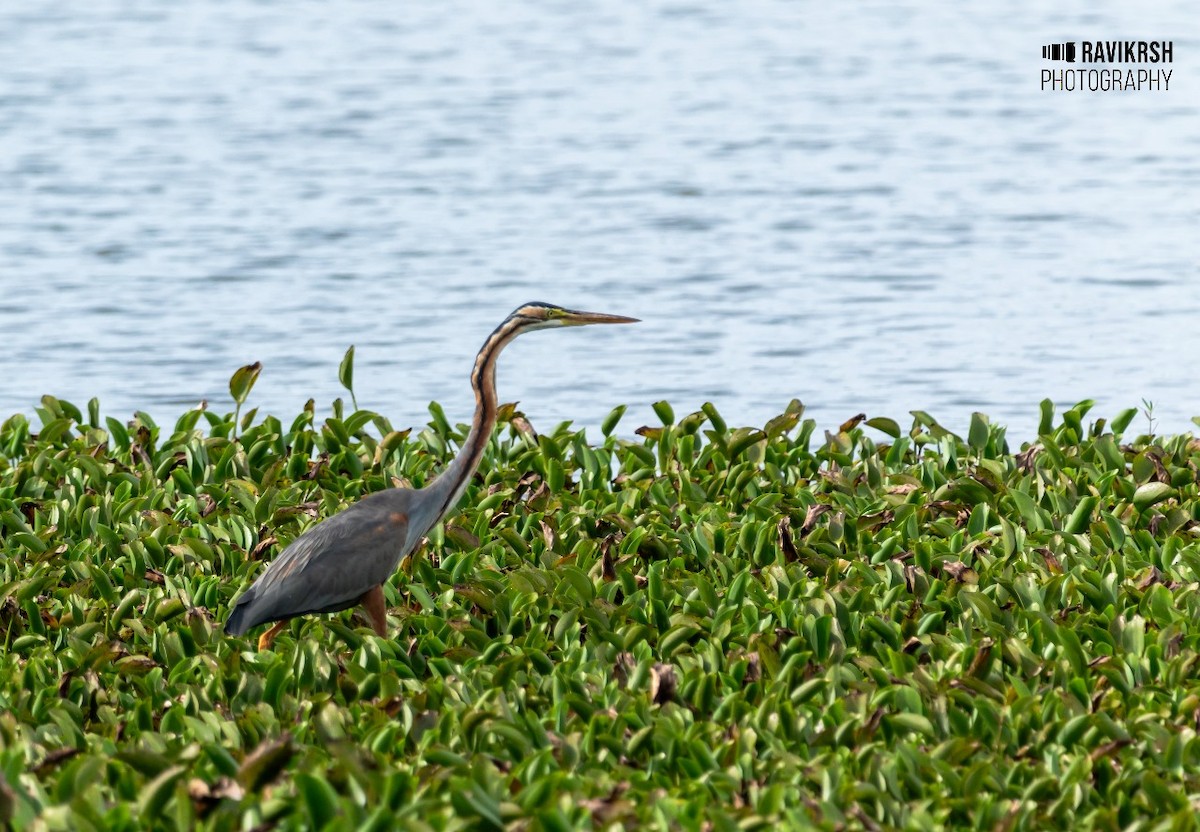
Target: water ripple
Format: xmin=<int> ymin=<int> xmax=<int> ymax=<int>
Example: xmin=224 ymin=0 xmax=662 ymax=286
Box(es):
xmin=0 ymin=0 xmax=1194 ymax=440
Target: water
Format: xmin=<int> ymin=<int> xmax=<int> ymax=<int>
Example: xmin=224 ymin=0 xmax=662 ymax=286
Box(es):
xmin=1 ymin=1 xmax=1196 ymax=443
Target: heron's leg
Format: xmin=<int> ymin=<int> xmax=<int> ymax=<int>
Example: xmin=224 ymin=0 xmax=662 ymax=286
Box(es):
xmin=360 ymin=585 xmax=388 ymax=637
xmin=257 ymin=620 xmax=287 ymax=651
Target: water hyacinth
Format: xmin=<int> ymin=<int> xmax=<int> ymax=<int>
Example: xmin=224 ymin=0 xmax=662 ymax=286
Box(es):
xmin=2 ymin=364 xmax=1200 ymax=829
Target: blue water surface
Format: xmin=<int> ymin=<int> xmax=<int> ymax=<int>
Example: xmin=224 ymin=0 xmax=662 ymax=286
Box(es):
xmin=1 ymin=1 xmax=1196 ymax=441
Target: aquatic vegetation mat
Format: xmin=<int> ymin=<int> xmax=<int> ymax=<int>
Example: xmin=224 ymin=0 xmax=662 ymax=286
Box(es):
xmin=3 ymin=377 xmax=1200 ymax=829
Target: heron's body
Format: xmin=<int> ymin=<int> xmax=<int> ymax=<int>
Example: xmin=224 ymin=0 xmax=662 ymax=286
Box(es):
xmin=224 ymin=489 xmax=423 ymax=634
xmin=224 ymin=302 xmax=636 ymax=648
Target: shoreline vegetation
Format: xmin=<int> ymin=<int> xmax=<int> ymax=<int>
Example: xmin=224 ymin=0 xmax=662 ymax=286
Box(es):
xmin=3 ymin=362 xmax=1200 ymax=829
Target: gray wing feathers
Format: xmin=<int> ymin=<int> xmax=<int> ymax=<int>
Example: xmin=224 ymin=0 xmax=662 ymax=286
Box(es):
xmin=225 ymin=489 xmax=418 ymax=634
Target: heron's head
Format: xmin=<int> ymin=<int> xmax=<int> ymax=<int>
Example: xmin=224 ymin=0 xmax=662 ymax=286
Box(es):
xmin=510 ymin=302 xmax=639 ymax=331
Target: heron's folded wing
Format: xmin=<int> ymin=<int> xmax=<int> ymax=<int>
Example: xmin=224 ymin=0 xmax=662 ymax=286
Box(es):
xmin=249 ymin=494 xmax=413 ymax=620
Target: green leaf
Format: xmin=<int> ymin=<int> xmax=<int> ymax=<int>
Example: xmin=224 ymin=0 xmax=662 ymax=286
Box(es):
xmin=229 ymin=362 xmax=263 ymax=406
xmin=1110 ymin=407 xmax=1137 ymax=435
xmin=38 ymin=417 xmax=72 ymax=445
xmin=1009 ymin=488 xmax=1044 ymax=531
xmin=1038 ymin=398 xmax=1055 ymax=436
xmin=296 ymin=772 xmax=340 ymax=829
xmin=204 ymin=745 xmax=239 ymax=779
xmin=338 ymin=345 xmax=358 ymax=410
xmin=116 ymin=750 xmax=174 ymax=778
xmin=105 ymin=416 xmax=130 ymax=450
xmin=238 ymin=734 xmax=295 ymax=792
xmin=1133 ymin=482 xmax=1176 ymax=512
xmin=701 ymin=402 xmax=726 ymax=435
xmin=728 ymin=428 xmax=766 ymax=460
xmin=968 ymin=412 xmax=989 ymax=451
xmin=428 ymin=402 xmax=453 ymax=437
xmin=424 ymin=748 xmax=468 ymax=768
xmin=1057 ymin=713 xmax=1090 ymax=747
xmin=456 ymin=786 xmax=504 ymax=828
xmin=137 ymin=765 xmax=185 ymax=820
xmin=889 ymin=712 xmax=934 ymax=737
xmin=1102 ymin=511 xmax=1126 ymax=549
xmin=601 ymin=405 xmax=627 ymax=437
xmin=865 ymin=417 xmax=901 ymax=439
xmin=765 ymin=400 xmax=804 ymax=438
xmin=1063 ymin=495 xmax=1098 ymax=534
xmin=1057 ymin=627 xmax=1087 ymax=675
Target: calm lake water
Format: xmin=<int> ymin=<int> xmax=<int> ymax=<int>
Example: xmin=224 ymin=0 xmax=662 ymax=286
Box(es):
xmin=1 ymin=2 xmax=1196 ymax=442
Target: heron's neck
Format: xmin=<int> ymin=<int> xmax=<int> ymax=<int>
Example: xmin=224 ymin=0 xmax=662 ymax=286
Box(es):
xmin=424 ymin=318 xmax=519 ymax=522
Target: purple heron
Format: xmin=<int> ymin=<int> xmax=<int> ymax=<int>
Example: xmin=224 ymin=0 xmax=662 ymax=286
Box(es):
xmin=224 ymin=302 xmax=637 ymax=649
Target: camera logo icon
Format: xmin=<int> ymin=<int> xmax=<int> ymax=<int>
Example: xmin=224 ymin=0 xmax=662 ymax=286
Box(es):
xmin=1042 ymin=42 xmax=1077 ymax=62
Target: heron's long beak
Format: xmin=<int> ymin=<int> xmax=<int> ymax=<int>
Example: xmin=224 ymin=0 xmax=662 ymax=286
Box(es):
xmin=561 ymin=310 xmax=640 ymax=326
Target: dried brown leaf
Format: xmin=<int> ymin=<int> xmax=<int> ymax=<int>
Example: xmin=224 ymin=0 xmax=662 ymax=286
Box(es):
xmin=238 ymin=733 xmax=295 ymax=792
xmin=838 ymin=413 xmax=867 ymax=434
xmin=941 ymin=561 xmax=978 ymax=583
xmin=1037 ymin=548 xmax=1063 ymax=575
xmin=302 ymin=453 xmax=329 ymax=481
xmin=613 ymin=653 xmax=635 ymax=688
xmin=249 ymin=536 xmax=277 ymax=561
xmin=742 ymin=653 xmax=761 ymax=686
xmin=649 ymin=664 xmax=677 ymax=704
xmin=1015 ymin=444 xmax=1041 ymax=473
xmin=777 ymin=517 xmax=799 ymax=563
xmin=1137 ymin=566 xmax=1164 ymax=590
xmin=444 ymin=524 xmax=479 ymax=550
xmin=1148 ymin=452 xmax=1171 ymax=485
xmin=510 ymin=416 xmax=537 ymax=440
xmin=1089 ymin=738 xmax=1132 ymax=763
xmin=378 ymin=696 xmax=405 ymax=718
xmin=967 ymin=639 xmax=993 ymax=678
xmin=33 ymin=746 xmax=80 ymax=774
xmin=600 ymin=534 xmax=619 ymax=581
xmin=198 ymin=493 xmax=217 ymax=518
xmin=188 ymin=777 xmax=245 ymax=818
xmin=800 ymin=504 xmax=832 ymax=536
